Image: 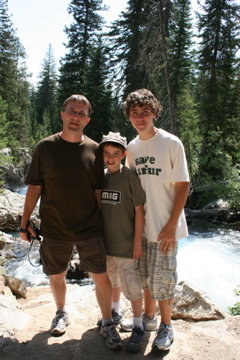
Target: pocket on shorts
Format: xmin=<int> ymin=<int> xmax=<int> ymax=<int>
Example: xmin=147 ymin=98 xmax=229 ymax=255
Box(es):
xmin=152 ymin=269 xmax=177 ymax=300
xmin=122 ymin=267 xmax=142 ymax=301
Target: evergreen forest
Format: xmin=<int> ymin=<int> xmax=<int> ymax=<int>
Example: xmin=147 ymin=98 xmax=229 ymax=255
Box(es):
xmin=0 ymin=0 xmax=239 ymax=210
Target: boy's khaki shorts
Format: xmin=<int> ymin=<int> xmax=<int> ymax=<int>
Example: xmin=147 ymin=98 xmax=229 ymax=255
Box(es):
xmin=106 ymin=255 xmax=142 ymax=301
xmin=139 ymin=237 xmax=178 ymax=300
xmin=40 ymin=236 xmax=107 ymax=275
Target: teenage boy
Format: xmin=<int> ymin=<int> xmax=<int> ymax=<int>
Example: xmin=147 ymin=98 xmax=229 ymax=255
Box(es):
xmin=122 ymin=89 xmax=190 ymax=351
xmin=99 ymin=131 xmax=146 ymax=353
xmin=19 ymin=95 xmax=122 ymax=351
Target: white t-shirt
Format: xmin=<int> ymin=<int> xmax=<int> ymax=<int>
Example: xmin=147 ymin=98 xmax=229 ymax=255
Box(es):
xmin=126 ymin=128 xmax=190 ymax=242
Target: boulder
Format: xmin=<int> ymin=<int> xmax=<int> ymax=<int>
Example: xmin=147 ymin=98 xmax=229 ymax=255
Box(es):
xmin=0 ymin=189 xmax=39 ymax=232
xmin=0 ymin=147 xmax=32 ymax=190
xmin=172 ymin=281 xmax=226 ymax=320
xmin=3 ymin=274 xmax=27 ymax=299
xmin=0 ymin=293 xmax=30 ymax=337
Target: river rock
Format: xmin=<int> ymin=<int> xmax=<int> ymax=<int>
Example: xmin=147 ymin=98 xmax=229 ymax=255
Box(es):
xmin=0 ymin=293 xmax=30 ymax=337
xmin=0 ymin=189 xmax=39 ymax=232
xmin=172 ymin=281 xmax=226 ymax=320
xmin=0 ymin=147 xmax=32 ymax=190
xmin=3 ymin=275 xmax=27 ymax=299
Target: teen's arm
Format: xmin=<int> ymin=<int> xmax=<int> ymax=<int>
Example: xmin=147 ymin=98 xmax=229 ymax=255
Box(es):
xmin=133 ymin=204 xmax=145 ymax=259
xmin=158 ymin=181 xmax=189 ymax=254
xmin=20 ymin=184 xmax=42 ymax=242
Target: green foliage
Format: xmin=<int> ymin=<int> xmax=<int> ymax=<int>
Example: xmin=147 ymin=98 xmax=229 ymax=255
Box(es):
xmin=0 ymin=95 xmax=8 ymax=148
xmin=228 ymin=286 xmax=240 ymax=316
xmin=35 ymin=45 xmax=59 ymax=134
xmin=188 ymin=165 xmax=240 ymax=210
xmin=177 ymin=87 xmax=202 ymax=181
xmin=0 ymin=0 xmax=30 ymax=149
xmin=58 ymin=0 xmax=106 ymax=104
xmin=84 ymin=37 xmax=114 ymax=142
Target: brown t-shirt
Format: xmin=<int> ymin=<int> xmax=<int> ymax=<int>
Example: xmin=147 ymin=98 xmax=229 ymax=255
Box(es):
xmin=26 ymin=133 xmax=105 ymax=241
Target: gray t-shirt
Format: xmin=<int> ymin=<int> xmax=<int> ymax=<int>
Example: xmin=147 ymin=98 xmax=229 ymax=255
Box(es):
xmin=101 ymin=165 xmax=146 ymax=258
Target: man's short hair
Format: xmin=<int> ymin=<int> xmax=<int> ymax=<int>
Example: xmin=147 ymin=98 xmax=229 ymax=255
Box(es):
xmin=123 ymin=88 xmax=163 ymax=119
xmin=62 ymin=94 xmax=92 ymax=115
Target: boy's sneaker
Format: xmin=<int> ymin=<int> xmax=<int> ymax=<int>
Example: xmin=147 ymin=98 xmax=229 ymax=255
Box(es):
xmin=152 ymin=323 xmax=174 ymax=351
xmin=120 ymin=313 xmax=158 ymax=332
xmin=50 ymin=309 xmax=70 ymax=336
xmin=100 ymin=322 xmax=123 ymax=351
xmin=126 ymin=326 xmax=146 ymax=353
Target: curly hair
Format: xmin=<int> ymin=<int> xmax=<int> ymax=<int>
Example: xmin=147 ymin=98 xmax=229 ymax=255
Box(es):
xmin=123 ymin=89 xmax=163 ymax=119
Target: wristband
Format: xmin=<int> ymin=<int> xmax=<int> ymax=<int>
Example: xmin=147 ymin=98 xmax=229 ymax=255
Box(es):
xmin=19 ymin=221 xmax=30 ymax=233
xmin=19 ymin=228 xmax=28 ymax=233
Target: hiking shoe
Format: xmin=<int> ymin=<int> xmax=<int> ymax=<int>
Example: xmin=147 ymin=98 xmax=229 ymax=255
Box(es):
xmin=152 ymin=323 xmax=174 ymax=351
xmin=126 ymin=326 xmax=146 ymax=353
xmin=97 ymin=309 xmax=123 ymax=328
xmin=100 ymin=322 xmax=123 ymax=350
xmin=50 ymin=309 xmax=70 ymax=336
xmin=112 ymin=309 xmax=123 ymax=325
xmin=120 ymin=313 xmax=158 ymax=332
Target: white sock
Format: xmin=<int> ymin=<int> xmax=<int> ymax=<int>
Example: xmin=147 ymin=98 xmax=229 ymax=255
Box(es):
xmin=133 ymin=316 xmax=143 ymax=329
xmin=112 ymin=301 xmax=120 ymax=314
xmin=102 ymin=318 xmax=112 ymax=326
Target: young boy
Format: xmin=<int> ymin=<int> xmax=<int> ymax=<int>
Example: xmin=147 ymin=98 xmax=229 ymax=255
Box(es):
xmin=100 ymin=131 xmax=146 ymax=353
xmin=122 ymin=89 xmax=190 ymax=351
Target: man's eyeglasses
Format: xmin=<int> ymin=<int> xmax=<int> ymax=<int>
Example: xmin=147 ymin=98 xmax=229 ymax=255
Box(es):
xmin=65 ymin=108 xmax=89 ymax=118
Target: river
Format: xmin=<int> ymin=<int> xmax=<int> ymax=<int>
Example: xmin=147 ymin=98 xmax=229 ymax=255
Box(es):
xmin=5 ymin=224 xmax=240 ymax=313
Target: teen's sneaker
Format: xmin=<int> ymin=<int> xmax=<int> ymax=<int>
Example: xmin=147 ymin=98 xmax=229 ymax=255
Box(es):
xmin=100 ymin=322 xmax=123 ymax=350
xmin=120 ymin=313 xmax=158 ymax=332
xmin=126 ymin=326 xmax=146 ymax=353
xmin=50 ymin=309 xmax=70 ymax=336
xmin=152 ymin=323 xmax=174 ymax=351
xmin=142 ymin=313 xmax=158 ymax=331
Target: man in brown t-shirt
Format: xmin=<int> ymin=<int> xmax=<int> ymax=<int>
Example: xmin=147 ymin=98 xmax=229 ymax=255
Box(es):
xmin=19 ymin=94 xmax=122 ymax=351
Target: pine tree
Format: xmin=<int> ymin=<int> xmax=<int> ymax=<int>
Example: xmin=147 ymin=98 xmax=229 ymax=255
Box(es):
xmin=136 ymin=0 xmax=194 ymax=134
xmin=58 ymin=0 xmax=106 ymax=104
xmin=0 ymin=95 xmax=8 ymax=148
xmin=197 ymin=0 xmax=240 ymax=180
xmin=107 ymin=0 xmax=149 ymax=140
xmin=84 ymin=37 xmax=114 ymax=142
xmin=107 ymin=0 xmax=147 ymax=96
xmin=35 ymin=45 xmax=59 ymax=137
xmin=0 ymin=0 xmax=29 ymax=149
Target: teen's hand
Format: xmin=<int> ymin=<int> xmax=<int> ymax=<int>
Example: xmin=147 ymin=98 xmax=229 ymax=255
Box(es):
xmin=157 ymin=223 xmax=176 ymax=254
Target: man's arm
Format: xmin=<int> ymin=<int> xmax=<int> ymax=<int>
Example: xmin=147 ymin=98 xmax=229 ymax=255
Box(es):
xmin=20 ymin=184 xmax=42 ymax=242
xmin=133 ymin=204 xmax=145 ymax=259
xmin=158 ymin=181 xmax=189 ymax=254
xmin=95 ymin=189 xmax=102 ymax=209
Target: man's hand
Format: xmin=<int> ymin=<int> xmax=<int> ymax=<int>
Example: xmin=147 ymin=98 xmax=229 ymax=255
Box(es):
xmin=19 ymin=223 xmax=37 ymax=243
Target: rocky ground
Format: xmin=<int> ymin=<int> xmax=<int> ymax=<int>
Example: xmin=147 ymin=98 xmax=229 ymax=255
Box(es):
xmin=0 ymin=284 xmax=240 ymax=360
